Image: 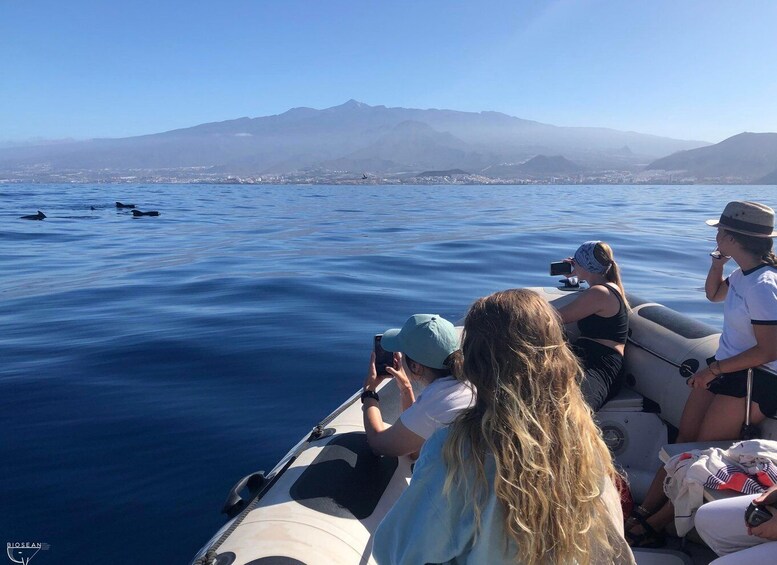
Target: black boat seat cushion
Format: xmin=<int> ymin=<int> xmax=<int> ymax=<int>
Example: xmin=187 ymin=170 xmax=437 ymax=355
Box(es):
xmin=290 ymin=432 xmax=398 ymax=519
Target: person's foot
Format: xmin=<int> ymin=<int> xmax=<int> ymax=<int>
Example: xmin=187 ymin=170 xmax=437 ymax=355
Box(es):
xmin=624 ymin=513 xmax=665 ymax=548
xmin=623 ymin=505 xmax=650 ymax=531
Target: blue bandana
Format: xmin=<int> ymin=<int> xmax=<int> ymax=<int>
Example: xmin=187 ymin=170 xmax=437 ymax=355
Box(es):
xmin=574 ymin=241 xmax=609 ymax=274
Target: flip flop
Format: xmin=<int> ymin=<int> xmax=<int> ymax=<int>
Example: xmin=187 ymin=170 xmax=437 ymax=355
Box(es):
xmin=625 ymin=513 xmax=666 ymax=549
xmin=624 ymin=505 xmax=651 ymax=531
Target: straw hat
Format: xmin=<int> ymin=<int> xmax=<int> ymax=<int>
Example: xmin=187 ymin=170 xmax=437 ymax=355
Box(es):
xmin=706 ymin=201 xmax=777 ymax=238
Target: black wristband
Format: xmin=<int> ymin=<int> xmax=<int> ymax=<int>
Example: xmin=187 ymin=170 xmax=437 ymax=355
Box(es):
xmin=361 ymin=389 xmax=380 ymax=403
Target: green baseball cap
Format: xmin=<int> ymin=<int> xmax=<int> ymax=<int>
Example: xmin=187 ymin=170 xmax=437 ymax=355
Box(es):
xmin=380 ymin=314 xmax=459 ymax=370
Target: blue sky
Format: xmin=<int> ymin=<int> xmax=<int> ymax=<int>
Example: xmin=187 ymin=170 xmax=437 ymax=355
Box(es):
xmin=2 ymin=0 xmax=776 ymax=143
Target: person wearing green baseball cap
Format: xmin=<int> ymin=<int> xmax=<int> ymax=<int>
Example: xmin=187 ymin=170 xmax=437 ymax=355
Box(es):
xmin=361 ymin=314 xmax=474 ymax=457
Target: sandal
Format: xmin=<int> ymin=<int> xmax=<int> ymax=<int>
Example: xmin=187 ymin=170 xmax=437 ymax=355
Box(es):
xmin=624 ymin=512 xmax=666 ymax=548
xmin=624 ymin=505 xmax=651 ymax=531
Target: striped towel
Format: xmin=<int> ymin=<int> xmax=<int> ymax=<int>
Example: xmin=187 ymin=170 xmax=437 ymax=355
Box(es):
xmin=702 ymin=462 xmax=777 ymax=493
xmin=663 ymin=439 xmax=777 ymax=536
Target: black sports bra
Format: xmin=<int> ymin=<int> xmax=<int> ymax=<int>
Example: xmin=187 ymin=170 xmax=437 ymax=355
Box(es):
xmin=576 ymin=285 xmax=628 ymax=344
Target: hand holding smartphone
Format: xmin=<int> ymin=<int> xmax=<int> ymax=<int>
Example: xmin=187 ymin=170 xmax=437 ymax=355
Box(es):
xmin=745 ymin=502 xmax=773 ymax=527
xmin=374 ymin=334 xmax=394 ymax=376
xmin=710 ymin=249 xmax=730 ymax=260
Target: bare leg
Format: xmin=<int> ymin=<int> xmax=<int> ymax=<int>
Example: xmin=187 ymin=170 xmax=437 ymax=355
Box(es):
xmin=627 ymin=391 xmax=766 ymax=545
xmin=629 ymin=389 xmax=714 ymax=524
xmin=638 ymin=467 xmax=668 ymax=515
xmin=677 ymin=387 xmax=715 ymax=442
xmin=626 ymin=497 xmax=676 ymax=546
xmin=644 ymin=501 xmax=675 ymax=533
xmin=697 ymin=395 xmax=765 ymax=442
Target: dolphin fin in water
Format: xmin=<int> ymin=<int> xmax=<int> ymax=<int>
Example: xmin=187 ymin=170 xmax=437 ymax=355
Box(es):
xmin=20 ymin=210 xmax=46 ymax=220
xmin=132 ymin=210 xmax=160 ymax=217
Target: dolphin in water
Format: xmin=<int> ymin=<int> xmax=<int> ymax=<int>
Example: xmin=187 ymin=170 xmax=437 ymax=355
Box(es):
xmin=116 ymin=201 xmax=136 ymax=209
xmin=20 ymin=210 xmax=46 ymax=220
xmin=132 ymin=210 xmax=160 ymax=217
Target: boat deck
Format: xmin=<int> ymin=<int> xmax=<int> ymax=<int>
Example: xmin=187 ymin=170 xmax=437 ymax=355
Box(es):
xmin=191 ymin=287 xmax=777 ymax=564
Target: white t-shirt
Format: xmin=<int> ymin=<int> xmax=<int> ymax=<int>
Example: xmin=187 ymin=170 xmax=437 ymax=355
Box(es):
xmin=399 ymin=377 xmax=475 ymax=440
xmin=718 ymin=264 xmax=777 ymax=372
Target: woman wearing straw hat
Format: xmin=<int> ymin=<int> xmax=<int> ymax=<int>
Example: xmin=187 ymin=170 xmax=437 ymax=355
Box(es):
xmin=556 ymin=241 xmax=630 ymax=411
xmin=625 ymin=201 xmax=777 ymax=547
xmin=684 ymin=200 xmax=777 ymax=439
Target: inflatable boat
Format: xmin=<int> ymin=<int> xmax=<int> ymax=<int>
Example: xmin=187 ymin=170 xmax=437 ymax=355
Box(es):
xmin=190 ymin=287 xmax=777 ymax=565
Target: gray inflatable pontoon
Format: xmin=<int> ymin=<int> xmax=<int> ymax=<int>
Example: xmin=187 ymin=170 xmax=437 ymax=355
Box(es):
xmin=191 ymin=287 xmax=777 ymax=565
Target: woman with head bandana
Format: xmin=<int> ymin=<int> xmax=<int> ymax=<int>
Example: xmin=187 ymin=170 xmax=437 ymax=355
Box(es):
xmin=556 ymin=241 xmax=629 ymax=411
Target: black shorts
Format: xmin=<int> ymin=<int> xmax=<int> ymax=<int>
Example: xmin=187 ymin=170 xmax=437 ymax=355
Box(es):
xmin=573 ymin=338 xmax=625 ymax=412
xmin=707 ymin=357 xmax=777 ymax=418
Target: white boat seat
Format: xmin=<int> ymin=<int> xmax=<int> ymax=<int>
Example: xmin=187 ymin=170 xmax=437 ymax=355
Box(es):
xmin=659 ymin=441 xmax=739 ymax=502
xmin=598 ymin=387 xmax=644 ymax=412
xmin=658 ymin=441 xmax=738 ymax=463
xmin=632 ymin=548 xmax=693 ymax=564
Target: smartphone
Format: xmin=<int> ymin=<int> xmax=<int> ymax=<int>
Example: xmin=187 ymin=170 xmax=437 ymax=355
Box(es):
xmin=374 ymin=334 xmax=394 ymax=376
xmin=710 ymin=250 xmax=730 ymax=260
xmin=745 ymin=502 xmax=773 ymax=527
xmin=550 ymin=261 xmax=573 ymax=276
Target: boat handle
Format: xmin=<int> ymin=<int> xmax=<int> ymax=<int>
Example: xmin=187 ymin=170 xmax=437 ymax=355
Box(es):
xmin=221 ymin=471 xmax=266 ymax=518
xmin=679 ymin=359 xmax=699 ymax=379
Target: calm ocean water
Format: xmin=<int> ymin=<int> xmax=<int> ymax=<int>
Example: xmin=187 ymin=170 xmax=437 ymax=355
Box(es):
xmin=0 ymin=183 xmax=773 ymax=564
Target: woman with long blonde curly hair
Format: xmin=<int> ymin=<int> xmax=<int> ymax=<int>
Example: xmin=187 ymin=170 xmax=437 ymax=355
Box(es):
xmin=373 ymin=289 xmax=634 ymax=564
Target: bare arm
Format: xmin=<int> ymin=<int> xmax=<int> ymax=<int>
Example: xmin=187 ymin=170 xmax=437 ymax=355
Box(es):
xmin=689 ymin=324 xmax=777 ymax=389
xmin=361 ymin=352 xmax=424 ymax=456
xmin=750 ymin=485 xmax=777 ymax=540
xmin=705 ymin=256 xmax=729 ymax=302
xmin=717 ymin=324 xmax=777 ymax=372
xmin=362 ymin=402 xmax=424 ymax=457
xmin=556 ymin=285 xmax=614 ymax=324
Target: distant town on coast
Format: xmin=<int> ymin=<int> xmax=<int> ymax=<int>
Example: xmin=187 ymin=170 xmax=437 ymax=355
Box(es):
xmin=2 ymin=100 xmax=777 ymax=185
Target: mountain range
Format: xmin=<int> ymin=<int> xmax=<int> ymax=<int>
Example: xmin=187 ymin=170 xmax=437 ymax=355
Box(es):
xmin=0 ymin=100 xmax=709 ymax=178
xmin=646 ymin=132 xmax=777 ymax=183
